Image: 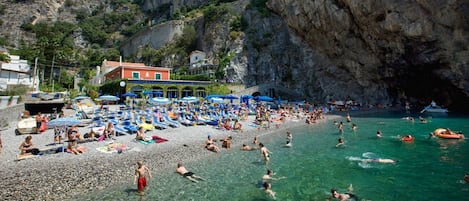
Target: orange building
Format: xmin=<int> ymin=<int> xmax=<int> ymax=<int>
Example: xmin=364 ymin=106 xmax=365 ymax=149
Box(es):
xmin=102 ymin=60 xmax=171 ymax=81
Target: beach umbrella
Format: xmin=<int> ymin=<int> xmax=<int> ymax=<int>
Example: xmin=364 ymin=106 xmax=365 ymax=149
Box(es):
xmin=221 ymin=94 xmax=239 ymax=103
xmin=205 ymin=94 xmax=222 ymax=99
xmin=253 ymin=96 xmax=273 ymax=102
xmin=122 ymin=92 xmax=137 ymax=98
xmin=241 ymin=95 xmax=253 ymax=99
xmin=209 ymin=97 xmax=224 ymax=103
xmin=181 ymin=96 xmax=198 ymax=103
xmin=73 ymin=96 xmax=91 ymax=101
xmin=153 ymin=91 xmax=163 ymax=96
xmin=96 ymin=95 xmax=120 ymax=101
xmin=149 ymin=97 xmax=171 ymax=105
xmin=48 ymin=117 xmax=81 ymax=128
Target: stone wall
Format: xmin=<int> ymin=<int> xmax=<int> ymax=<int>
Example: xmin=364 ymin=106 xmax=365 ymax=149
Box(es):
xmin=120 ymin=20 xmax=185 ymax=57
xmin=0 ymin=103 xmax=24 ymax=129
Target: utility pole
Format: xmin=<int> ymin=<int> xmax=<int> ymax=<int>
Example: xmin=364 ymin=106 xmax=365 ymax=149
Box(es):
xmin=32 ymin=57 xmax=38 ymax=91
xmin=50 ymin=54 xmax=55 ymax=85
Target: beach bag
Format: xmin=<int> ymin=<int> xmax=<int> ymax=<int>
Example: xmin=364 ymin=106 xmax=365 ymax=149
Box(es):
xmin=31 ymin=148 xmax=40 ymax=155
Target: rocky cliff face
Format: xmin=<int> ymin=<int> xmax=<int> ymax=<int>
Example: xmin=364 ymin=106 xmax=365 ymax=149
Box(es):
xmin=264 ymin=0 xmax=469 ymax=110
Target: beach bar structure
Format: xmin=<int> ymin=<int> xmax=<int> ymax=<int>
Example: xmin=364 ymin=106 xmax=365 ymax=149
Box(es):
xmin=100 ymin=60 xmax=210 ymax=99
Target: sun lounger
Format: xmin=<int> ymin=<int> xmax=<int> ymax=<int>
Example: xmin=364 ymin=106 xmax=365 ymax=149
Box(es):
xmin=152 ymin=116 xmax=169 ymax=129
xmin=163 ymin=115 xmax=180 ymax=127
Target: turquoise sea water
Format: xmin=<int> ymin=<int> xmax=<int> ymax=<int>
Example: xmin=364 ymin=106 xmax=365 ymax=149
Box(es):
xmin=80 ymin=112 xmax=469 ymax=201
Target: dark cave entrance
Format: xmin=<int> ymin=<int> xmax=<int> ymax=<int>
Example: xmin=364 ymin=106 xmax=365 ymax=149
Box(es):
xmin=394 ymin=62 xmax=469 ymax=113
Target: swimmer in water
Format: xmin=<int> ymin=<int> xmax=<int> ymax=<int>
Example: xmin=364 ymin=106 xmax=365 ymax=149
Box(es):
xmin=327 ymin=184 xmax=356 ymax=201
xmin=336 ymin=138 xmax=345 ymax=147
xmin=363 ymin=158 xmax=397 ymax=163
xmin=376 ymin=130 xmax=382 ymax=138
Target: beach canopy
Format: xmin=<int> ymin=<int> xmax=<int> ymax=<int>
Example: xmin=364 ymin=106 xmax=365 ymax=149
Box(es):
xmin=241 ymin=95 xmax=253 ymax=99
xmin=48 ymin=117 xmax=81 ymax=128
xmin=149 ymin=97 xmax=171 ymax=105
xmin=253 ymin=95 xmax=273 ymax=102
xmin=209 ymin=97 xmax=224 ymax=103
xmin=153 ymin=91 xmax=163 ymax=96
xmin=122 ymin=92 xmax=137 ymax=98
xmin=73 ymin=96 xmax=91 ymax=101
xmin=181 ymin=96 xmax=198 ymax=103
xmin=96 ymin=95 xmax=120 ymax=101
xmin=205 ymin=94 xmax=222 ymax=99
xmin=221 ymin=94 xmax=239 ymax=100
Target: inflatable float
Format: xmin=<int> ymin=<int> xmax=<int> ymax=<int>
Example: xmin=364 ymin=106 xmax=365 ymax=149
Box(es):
xmin=433 ymin=128 xmax=465 ymax=139
xmin=401 ymin=135 xmax=414 ymax=142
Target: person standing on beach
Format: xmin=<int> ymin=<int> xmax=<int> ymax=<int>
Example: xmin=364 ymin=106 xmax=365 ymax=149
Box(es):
xmin=35 ymin=112 xmax=42 ymax=133
xmin=134 ymin=160 xmax=152 ymax=196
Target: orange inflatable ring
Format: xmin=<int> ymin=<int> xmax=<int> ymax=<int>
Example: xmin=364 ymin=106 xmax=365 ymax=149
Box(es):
xmin=401 ymin=136 xmax=414 ymax=142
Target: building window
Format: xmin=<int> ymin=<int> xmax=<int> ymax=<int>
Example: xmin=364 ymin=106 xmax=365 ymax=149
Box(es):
xmin=132 ymin=72 xmax=140 ymax=79
xmin=155 ymin=73 xmax=161 ymax=80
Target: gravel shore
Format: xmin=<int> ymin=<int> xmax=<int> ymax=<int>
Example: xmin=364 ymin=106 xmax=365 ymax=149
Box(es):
xmin=0 ymin=107 xmax=329 ymax=201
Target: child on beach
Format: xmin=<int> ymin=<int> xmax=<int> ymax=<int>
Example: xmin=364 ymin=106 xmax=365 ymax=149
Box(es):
xmin=134 ymin=160 xmax=152 ymax=196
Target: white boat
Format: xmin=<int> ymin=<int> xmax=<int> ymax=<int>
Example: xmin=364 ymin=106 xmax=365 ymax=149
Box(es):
xmin=15 ymin=117 xmax=37 ymax=135
xmin=420 ymin=101 xmax=448 ymax=113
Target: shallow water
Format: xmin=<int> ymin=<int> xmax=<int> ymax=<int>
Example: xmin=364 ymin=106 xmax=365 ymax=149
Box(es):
xmin=79 ymin=112 xmax=469 ymax=201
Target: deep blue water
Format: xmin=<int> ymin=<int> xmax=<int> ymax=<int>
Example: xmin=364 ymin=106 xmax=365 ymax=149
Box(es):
xmin=80 ymin=112 xmax=469 ymax=201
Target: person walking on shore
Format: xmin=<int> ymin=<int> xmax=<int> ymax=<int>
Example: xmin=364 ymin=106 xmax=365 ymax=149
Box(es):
xmin=134 ymin=160 xmax=152 ymax=196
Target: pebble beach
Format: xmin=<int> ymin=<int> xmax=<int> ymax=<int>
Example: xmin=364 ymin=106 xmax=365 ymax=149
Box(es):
xmin=0 ymin=106 xmax=320 ymax=201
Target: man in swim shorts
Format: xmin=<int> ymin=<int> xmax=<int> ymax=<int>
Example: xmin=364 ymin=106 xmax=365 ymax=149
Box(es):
xmin=176 ymin=163 xmax=205 ymax=183
xmin=134 ymin=160 xmax=152 ymax=195
xmin=259 ymin=143 xmax=272 ymax=163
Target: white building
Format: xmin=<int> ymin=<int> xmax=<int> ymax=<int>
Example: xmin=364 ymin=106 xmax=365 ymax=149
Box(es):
xmin=0 ymin=54 xmax=38 ymax=91
xmin=189 ymin=50 xmax=209 ymax=69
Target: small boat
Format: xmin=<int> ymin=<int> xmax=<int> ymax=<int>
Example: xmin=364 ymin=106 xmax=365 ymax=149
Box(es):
xmin=420 ymin=101 xmax=448 ymax=113
xmin=15 ymin=118 xmax=38 ymax=135
xmin=433 ymin=128 xmax=465 ymax=139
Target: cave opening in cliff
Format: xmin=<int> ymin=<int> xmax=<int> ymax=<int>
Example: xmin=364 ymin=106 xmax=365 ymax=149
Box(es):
xmin=397 ymin=63 xmax=469 ymax=112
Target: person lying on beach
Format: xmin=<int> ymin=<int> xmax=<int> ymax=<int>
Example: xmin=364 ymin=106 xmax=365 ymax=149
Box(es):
xmin=263 ymin=181 xmax=276 ymax=200
xmin=134 ymin=160 xmax=152 ymax=196
xmin=241 ymin=144 xmax=258 ymax=151
xmin=205 ymin=135 xmax=220 ymax=153
xmin=19 ymin=135 xmax=38 ymax=155
xmin=327 ymin=184 xmax=356 ymax=201
xmin=176 ymin=163 xmax=205 ymax=183
xmin=262 ymin=170 xmax=286 ymax=182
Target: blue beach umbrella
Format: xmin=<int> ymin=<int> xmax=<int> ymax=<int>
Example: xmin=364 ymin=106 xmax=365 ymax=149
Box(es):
xmin=96 ymin=95 xmax=120 ymax=101
xmin=122 ymin=92 xmax=137 ymax=98
xmin=253 ymin=96 xmax=273 ymax=102
xmin=181 ymin=96 xmax=198 ymax=103
xmin=73 ymin=96 xmax=91 ymax=101
xmin=205 ymin=94 xmax=222 ymax=99
xmin=221 ymin=94 xmax=239 ymax=103
xmin=153 ymin=91 xmax=163 ymax=96
xmin=149 ymin=97 xmax=171 ymax=105
xmin=48 ymin=117 xmax=81 ymax=128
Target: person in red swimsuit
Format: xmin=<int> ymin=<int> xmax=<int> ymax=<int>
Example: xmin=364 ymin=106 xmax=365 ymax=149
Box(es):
xmin=133 ymin=160 xmax=152 ymax=195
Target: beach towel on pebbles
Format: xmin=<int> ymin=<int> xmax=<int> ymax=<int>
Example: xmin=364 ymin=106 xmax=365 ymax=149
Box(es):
xmin=135 ymin=136 xmax=168 ymax=145
xmin=96 ymin=143 xmax=128 ymax=154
